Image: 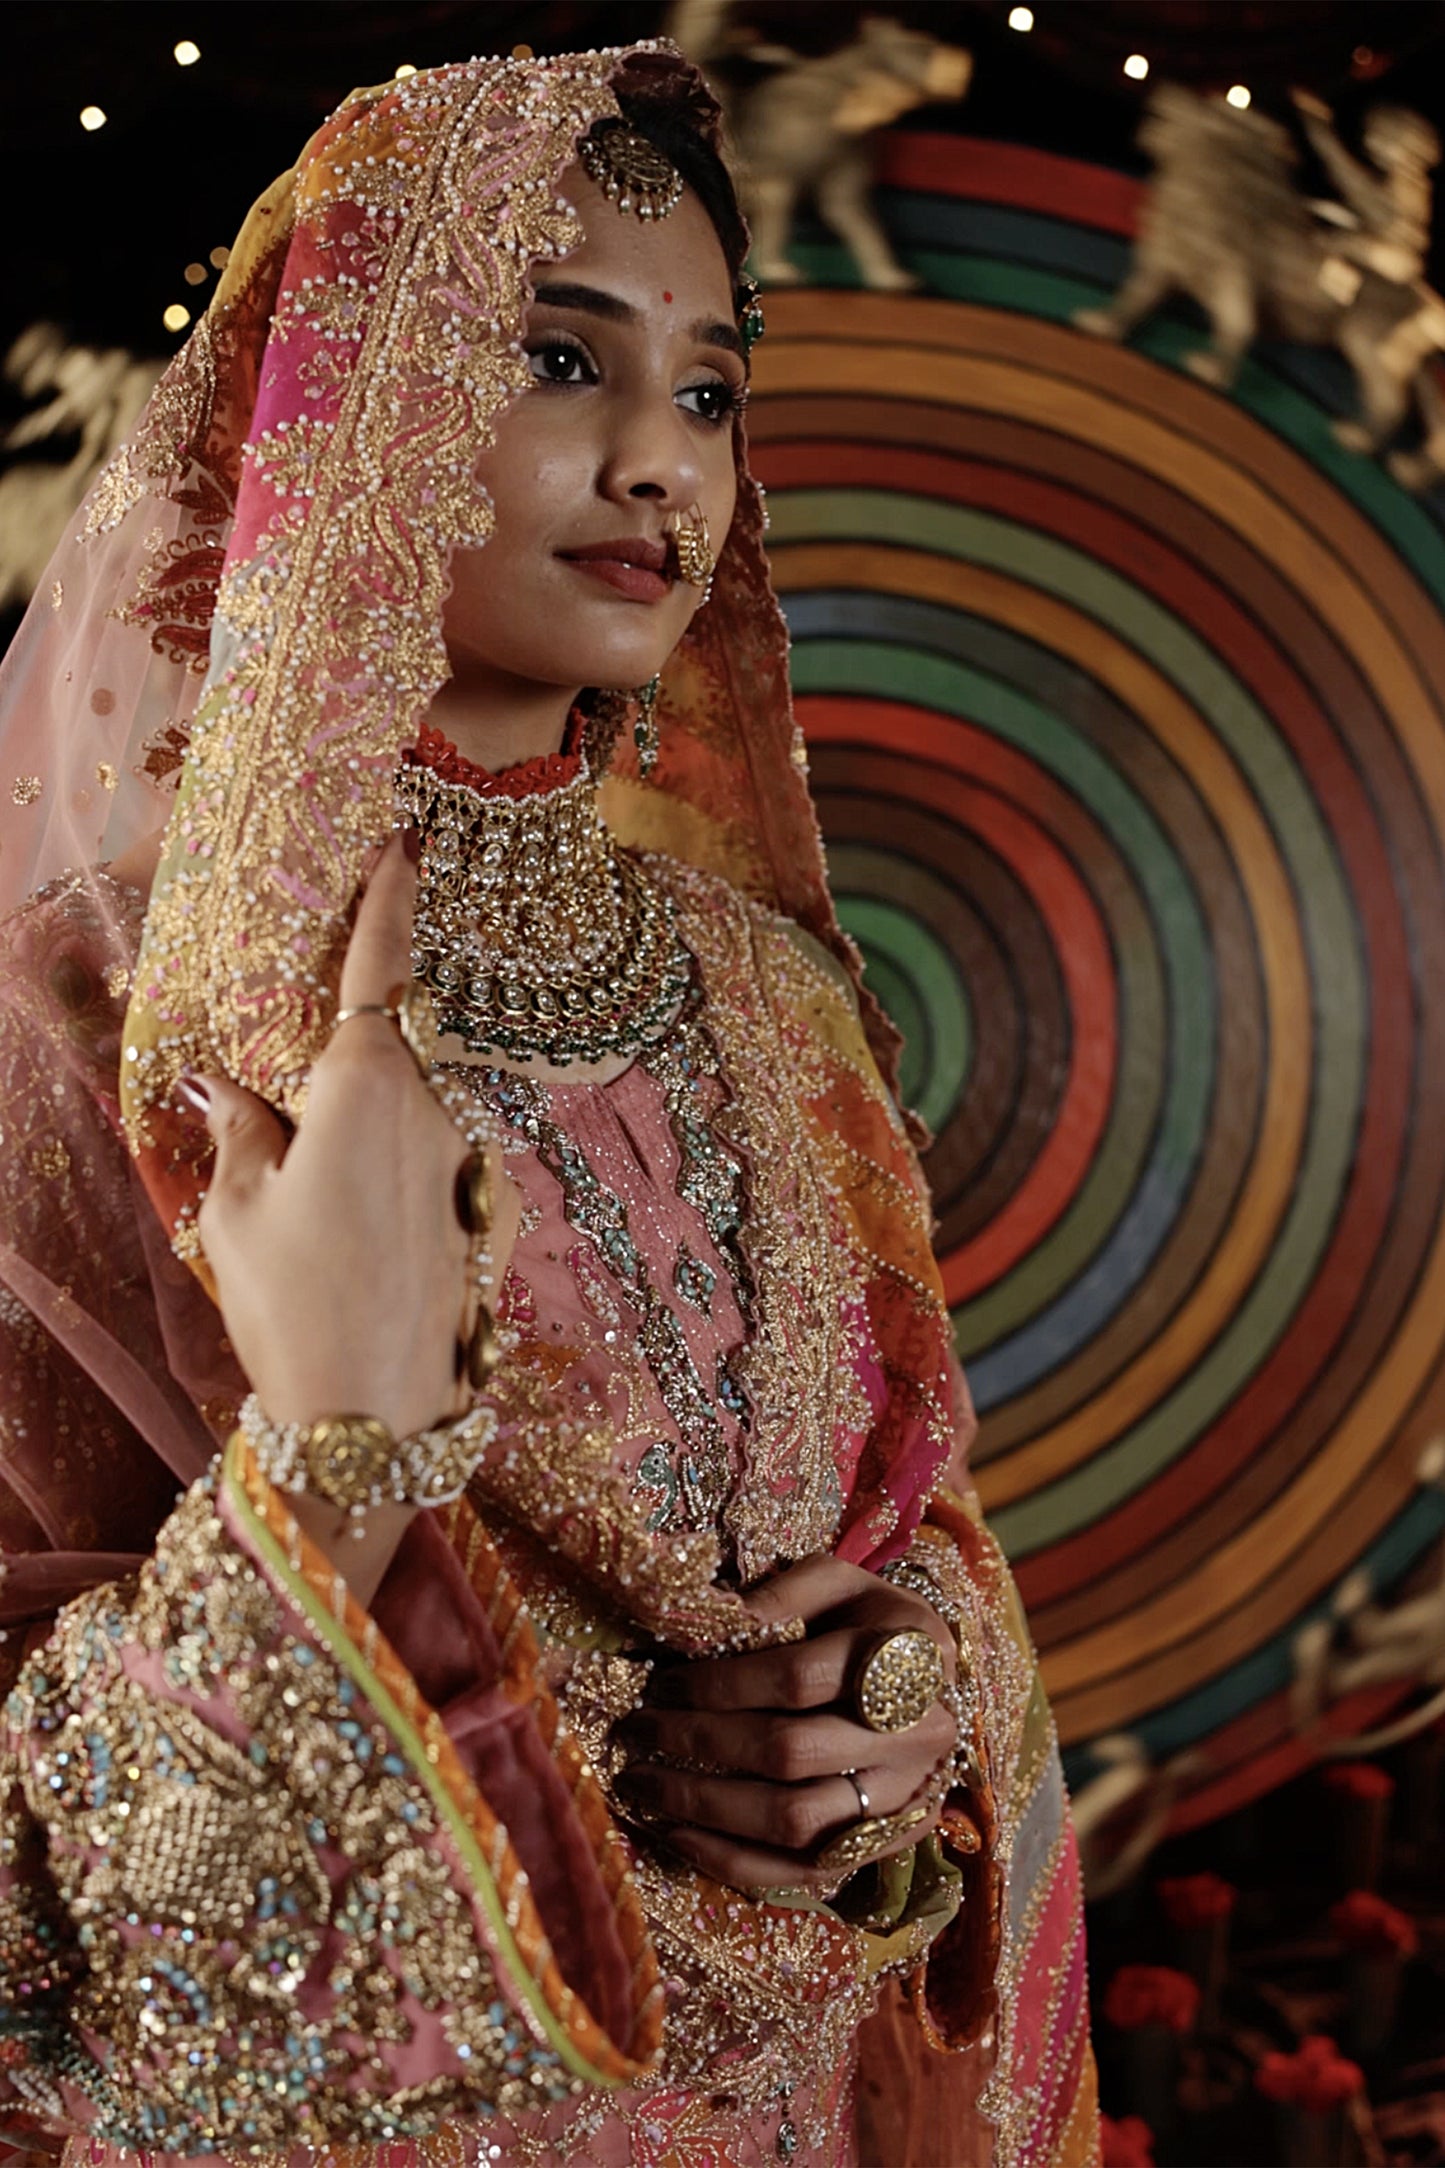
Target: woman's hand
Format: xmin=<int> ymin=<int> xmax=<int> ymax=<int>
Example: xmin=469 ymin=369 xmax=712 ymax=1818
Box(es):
xmin=613 ymin=1556 xmax=957 ymax=1896
xmin=181 ymin=830 xmax=520 ymax=1596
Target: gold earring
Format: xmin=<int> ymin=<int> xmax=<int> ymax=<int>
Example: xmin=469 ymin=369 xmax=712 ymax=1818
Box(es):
xmin=634 ymin=675 xmax=661 ymax=778
xmin=668 ymin=505 xmax=716 ymax=591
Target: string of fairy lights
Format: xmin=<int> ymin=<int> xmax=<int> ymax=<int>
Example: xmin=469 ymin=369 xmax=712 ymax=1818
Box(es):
xmin=1005 ymin=6 xmax=1255 ymax=109
xmin=73 ymin=38 xmax=538 ymax=339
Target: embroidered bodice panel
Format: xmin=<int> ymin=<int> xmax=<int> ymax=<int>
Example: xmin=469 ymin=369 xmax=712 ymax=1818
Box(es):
xmin=449 ymin=856 xmax=887 ymax=1595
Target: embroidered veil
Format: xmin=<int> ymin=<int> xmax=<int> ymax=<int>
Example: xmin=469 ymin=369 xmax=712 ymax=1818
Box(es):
xmin=0 ymin=41 xmax=1098 ymax=2168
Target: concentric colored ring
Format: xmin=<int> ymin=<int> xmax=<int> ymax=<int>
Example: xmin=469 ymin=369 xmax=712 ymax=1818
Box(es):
xmin=747 ymin=137 xmax=1445 ymax=1820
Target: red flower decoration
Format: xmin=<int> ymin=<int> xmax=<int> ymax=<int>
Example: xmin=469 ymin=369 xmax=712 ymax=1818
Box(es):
xmin=1255 ymin=2035 xmax=1365 ymax=2113
xmin=1322 ymin=1761 xmax=1395 ymax=1801
xmin=1101 ymin=2113 xmax=1156 ymax=2167
xmin=1103 ymin=1964 xmax=1201 ymax=2035
xmin=1330 ymin=1889 xmax=1419 ymax=1957
xmin=1157 ymin=1871 xmax=1237 ymax=1927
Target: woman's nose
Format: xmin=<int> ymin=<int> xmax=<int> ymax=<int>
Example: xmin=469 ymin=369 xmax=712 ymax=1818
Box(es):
xmin=598 ymin=391 xmax=705 ymax=507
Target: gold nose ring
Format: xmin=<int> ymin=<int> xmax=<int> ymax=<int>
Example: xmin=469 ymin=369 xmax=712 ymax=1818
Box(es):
xmin=667 ymin=505 xmax=716 ymax=589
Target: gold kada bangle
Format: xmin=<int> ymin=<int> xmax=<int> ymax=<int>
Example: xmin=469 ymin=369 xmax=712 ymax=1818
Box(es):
xmin=239 ymin=1395 xmax=498 ymax=1527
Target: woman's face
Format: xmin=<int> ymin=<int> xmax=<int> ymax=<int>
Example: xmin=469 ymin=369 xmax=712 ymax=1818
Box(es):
xmin=442 ymin=162 xmax=745 ymax=699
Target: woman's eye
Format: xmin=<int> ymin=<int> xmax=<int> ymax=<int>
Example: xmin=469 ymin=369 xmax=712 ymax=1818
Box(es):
xmin=678 ymin=379 xmax=744 ymax=426
xmin=527 ymin=340 xmax=595 ymax=385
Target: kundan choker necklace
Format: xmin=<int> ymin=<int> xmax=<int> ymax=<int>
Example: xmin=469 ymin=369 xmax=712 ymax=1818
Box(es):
xmin=394 ymin=721 xmax=691 ymax=1068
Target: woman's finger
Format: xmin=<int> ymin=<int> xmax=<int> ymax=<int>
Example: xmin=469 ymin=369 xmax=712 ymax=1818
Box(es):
xmin=335 ymin=827 xmax=421 ymax=1013
xmin=187 ymin=1071 xmax=289 ymax=1202
xmin=650 ymin=1628 xmax=860 ymax=1715
xmin=743 ymin=1557 xmax=955 ymax=1664
xmin=616 ymin=1705 xmax=898 ymax=1784
xmin=738 ymin=1554 xmax=879 ymax=1627
xmin=615 ymin=1762 xmax=921 ymax=1845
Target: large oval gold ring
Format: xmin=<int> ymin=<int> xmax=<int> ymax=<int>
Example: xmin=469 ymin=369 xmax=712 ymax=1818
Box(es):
xmin=853 ymin=1628 xmax=945 ymax=1734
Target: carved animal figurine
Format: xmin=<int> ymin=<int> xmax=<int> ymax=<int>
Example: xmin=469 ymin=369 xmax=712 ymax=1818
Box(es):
xmin=1292 ymin=1437 xmax=1445 ymax=1756
xmin=1293 ymin=88 xmax=1439 ymax=290
xmin=1075 ymin=82 xmax=1445 ymax=488
xmin=1069 ymin=1733 xmax=1206 ymax=1900
xmin=0 ymin=324 xmax=159 ymax=610
xmin=670 ymin=1 xmax=971 ymax=290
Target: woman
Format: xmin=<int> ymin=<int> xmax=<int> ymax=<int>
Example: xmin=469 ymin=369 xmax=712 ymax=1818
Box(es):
xmin=0 ymin=42 xmax=1098 ymax=2168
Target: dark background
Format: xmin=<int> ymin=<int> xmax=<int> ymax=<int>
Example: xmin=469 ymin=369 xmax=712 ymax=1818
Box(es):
xmin=5 ymin=1 xmax=1445 ymax=368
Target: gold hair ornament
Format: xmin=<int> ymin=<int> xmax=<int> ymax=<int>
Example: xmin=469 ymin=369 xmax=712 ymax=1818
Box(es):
xmin=579 ymin=120 xmax=684 ymax=220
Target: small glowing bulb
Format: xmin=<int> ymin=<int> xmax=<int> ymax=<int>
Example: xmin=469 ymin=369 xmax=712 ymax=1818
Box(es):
xmin=209 ymin=245 xmax=230 ymax=270
xmin=1226 ymin=83 xmax=1251 ymax=109
xmin=174 ymin=40 xmax=200 ymax=66
xmin=1124 ymin=53 xmax=1149 ymax=81
xmin=79 ymin=105 xmax=107 ymax=131
xmin=511 ymin=43 xmax=533 ymax=60
xmin=394 ymin=63 xmax=417 ymax=79
xmin=163 ymin=304 xmax=191 ymax=333
xmin=1008 ymin=5 xmax=1034 ymax=28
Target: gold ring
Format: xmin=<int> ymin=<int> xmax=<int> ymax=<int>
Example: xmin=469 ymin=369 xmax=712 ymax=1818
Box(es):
xmin=333 ymin=979 xmax=437 ymax=1079
xmin=853 ymin=1628 xmax=945 ymax=1734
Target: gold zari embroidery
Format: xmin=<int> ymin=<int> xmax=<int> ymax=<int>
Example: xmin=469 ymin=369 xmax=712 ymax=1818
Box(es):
xmin=0 ymin=1477 xmax=583 ymax=2152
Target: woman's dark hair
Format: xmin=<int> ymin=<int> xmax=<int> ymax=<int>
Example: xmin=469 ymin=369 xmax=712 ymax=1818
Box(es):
xmin=603 ymin=91 xmax=750 ymax=285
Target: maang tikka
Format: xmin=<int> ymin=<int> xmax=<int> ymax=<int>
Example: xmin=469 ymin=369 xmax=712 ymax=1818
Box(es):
xmin=578 ymin=119 xmax=684 ymax=220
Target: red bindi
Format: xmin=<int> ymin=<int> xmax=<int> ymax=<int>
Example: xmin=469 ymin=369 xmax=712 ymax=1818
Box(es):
xmin=662 ymin=290 xmax=673 ymax=304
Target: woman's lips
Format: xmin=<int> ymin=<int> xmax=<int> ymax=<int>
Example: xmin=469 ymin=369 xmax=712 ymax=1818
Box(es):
xmin=560 ymin=555 xmax=672 ymax=602
xmin=559 ymin=542 xmax=673 ymax=603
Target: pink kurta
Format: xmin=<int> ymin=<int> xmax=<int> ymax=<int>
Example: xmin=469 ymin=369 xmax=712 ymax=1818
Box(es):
xmin=0 ymin=849 xmax=1095 ymax=2168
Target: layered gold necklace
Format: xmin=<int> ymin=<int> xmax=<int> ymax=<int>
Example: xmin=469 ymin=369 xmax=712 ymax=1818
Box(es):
xmin=394 ymin=731 xmax=691 ymax=1068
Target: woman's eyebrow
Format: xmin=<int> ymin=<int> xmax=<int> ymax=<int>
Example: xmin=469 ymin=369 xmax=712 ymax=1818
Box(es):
xmin=531 ymin=279 xmax=745 ymax=361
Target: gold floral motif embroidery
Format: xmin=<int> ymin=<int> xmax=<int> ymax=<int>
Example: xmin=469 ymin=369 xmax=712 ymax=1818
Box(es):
xmin=629 ymin=1853 xmax=871 ymax=2111
xmin=81 ymin=444 xmax=145 ymax=538
xmin=0 ymin=1477 xmax=582 ymax=2152
xmin=243 ymin=415 xmax=338 ymax=499
xmin=11 ymin=776 xmax=41 ymax=807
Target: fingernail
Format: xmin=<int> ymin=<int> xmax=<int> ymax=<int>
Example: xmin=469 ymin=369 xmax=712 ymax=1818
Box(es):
xmin=401 ymin=824 xmax=422 ymax=864
xmin=173 ymin=1074 xmax=211 ymax=1118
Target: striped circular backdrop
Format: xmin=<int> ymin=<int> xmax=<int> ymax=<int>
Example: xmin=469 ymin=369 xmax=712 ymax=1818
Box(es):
xmin=747 ymin=136 xmax=1445 ymax=1823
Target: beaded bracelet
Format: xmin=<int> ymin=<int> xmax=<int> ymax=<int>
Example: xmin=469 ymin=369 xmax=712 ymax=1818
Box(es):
xmin=238 ymin=1392 xmax=499 ymax=1531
